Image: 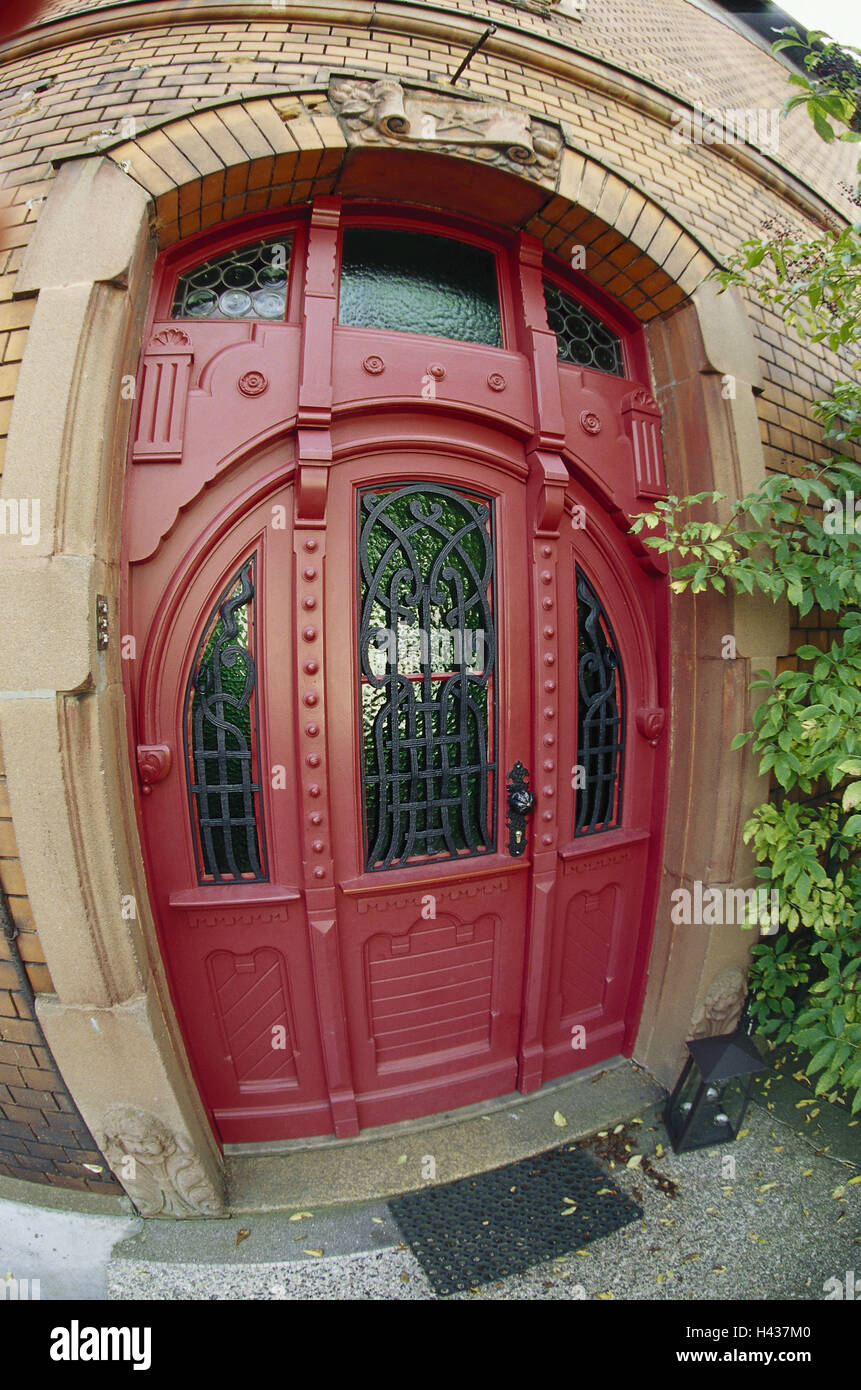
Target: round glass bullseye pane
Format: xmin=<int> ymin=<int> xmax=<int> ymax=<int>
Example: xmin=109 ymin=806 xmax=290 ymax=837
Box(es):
xmin=185 ymin=289 xmax=219 ymax=317
xmin=189 ymin=264 xmax=222 ymax=290
xmin=222 ymin=262 xmax=256 ymax=290
xmin=252 ymin=290 xmax=286 ymax=319
xmin=258 ymin=264 xmax=288 ymax=289
xmin=219 ymin=289 xmax=253 ymax=317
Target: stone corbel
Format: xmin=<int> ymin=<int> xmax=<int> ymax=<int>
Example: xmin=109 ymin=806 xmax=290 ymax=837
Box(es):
xmin=622 ymin=387 xmax=667 ymax=499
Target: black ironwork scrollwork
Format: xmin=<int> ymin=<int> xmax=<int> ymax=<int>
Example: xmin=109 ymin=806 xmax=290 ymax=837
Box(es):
xmin=358 ymin=483 xmax=497 ymax=870
xmin=184 ymin=557 xmax=267 ymax=882
xmin=574 ymin=570 xmax=625 ymax=835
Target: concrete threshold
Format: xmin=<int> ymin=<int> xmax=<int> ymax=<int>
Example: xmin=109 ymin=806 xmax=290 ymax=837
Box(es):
xmin=226 ymin=1057 xmax=664 ymax=1213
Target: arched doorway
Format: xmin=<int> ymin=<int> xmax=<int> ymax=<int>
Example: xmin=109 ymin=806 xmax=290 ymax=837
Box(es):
xmin=122 ymin=198 xmax=669 ymax=1144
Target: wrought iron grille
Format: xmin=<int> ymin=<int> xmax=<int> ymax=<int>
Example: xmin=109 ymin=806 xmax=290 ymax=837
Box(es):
xmin=184 ymin=557 xmax=267 ymax=882
xmin=172 ymin=237 xmax=292 ymax=321
xmin=574 ymin=570 xmax=625 ymax=835
xmin=544 ymin=280 xmax=624 ymax=376
xmin=358 ymin=483 xmax=497 ymax=870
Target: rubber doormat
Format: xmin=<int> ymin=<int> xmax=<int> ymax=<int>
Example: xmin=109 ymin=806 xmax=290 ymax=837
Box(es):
xmin=388 ymin=1144 xmax=642 ymax=1297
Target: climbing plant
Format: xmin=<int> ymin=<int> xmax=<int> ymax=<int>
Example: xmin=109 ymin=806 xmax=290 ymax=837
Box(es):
xmin=631 ymin=28 xmax=861 ymax=1113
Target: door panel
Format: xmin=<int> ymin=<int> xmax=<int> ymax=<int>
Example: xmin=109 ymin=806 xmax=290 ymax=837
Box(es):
xmin=326 ymin=452 xmax=534 ymax=1127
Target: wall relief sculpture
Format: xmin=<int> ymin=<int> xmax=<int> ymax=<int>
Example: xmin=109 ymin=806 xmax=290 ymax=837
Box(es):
xmin=327 ymin=77 xmax=563 ymax=183
xmin=691 ymin=963 xmax=748 ymax=1039
xmin=100 ymin=1106 xmax=225 ymax=1218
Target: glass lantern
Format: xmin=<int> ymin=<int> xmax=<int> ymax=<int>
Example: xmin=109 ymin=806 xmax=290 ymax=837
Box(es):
xmin=665 ymin=1031 xmax=768 ymax=1153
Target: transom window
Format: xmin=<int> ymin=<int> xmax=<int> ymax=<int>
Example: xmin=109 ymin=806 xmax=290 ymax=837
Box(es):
xmin=544 ymin=280 xmax=624 ymax=376
xmin=339 ymin=228 xmax=502 ymax=346
xmin=172 ymin=236 xmax=292 ymax=321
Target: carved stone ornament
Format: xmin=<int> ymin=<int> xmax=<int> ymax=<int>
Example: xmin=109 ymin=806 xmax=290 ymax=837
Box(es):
xmin=329 ymin=77 xmax=563 ymax=183
xmin=100 ymin=1106 xmax=225 ymax=1218
xmin=691 ymin=963 xmax=748 ymax=1039
xmin=137 ymin=743 xmax=171 ymax=795
xmin=363 ymin=354 xmax=385 ymax=374
xmin=579 ymin=410 xmax=602 ymax=435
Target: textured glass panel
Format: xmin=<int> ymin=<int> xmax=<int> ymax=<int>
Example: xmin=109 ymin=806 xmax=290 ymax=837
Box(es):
xmin=184 ymin=557 xmax=267 ymax=882
xmin=340 ymin=229 xmax=502 ymax=346
xmin=359 ymin=483 xmax=497 ymax=870
xmin=574 ymin=569 xmax=625 ymax=836
xmin=544 ymin=280 xmax=624 ymax=375
xmin=172 ymin=237 xmax=292 ymax=321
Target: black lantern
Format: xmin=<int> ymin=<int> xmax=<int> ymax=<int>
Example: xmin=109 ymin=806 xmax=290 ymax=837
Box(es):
xmin=665 ymin=1031 xmax=768 ymax=1153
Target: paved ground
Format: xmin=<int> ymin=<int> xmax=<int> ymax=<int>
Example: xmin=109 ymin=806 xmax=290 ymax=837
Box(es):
xmin=2 ymin=1051 xmax=858 ymax=1302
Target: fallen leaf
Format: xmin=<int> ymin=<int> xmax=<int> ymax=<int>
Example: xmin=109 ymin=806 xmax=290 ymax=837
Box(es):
xmin=235 ymin=1229 xmax=251 ymax=1247
xmin=397 ymin=1155 xmax=407 ymax=1165
xmin=371 ymin=1217 xmax=384 ymax=1224
xmin=595 ymin=1291 xmax=614 ymax=1299
xmin=613 ymin=1124 xmax=624 ymax=1133
xmin=626 ymin=1154 xmax=643 ymax=1169
xmin=400 ymin=1272 xmax=410 ymax=1283
xmin=655 ymin=1143 xmax=664 ymax=1158
xmin=802 ymin=1169 xmax=813 ymax=1177
xmin=795 ymin=1099 xmax=816 ymax=1108
xmin=832 ymin=1187 xmax=846 ymax=1200
xmin=289 ymin=1212 xmax=313 ymax=1221
xmin=758 ymin=1183 xmax=779 ymax=1193
xmin=576 ymin=1249 xmax=592 ymax=1256
xmin=682 ymin=1252 xmax=702 ymax=1262
xmin=848 ymin=1176 xmax=861 ymax=1186
xmin=713 ymin=1265 xmax=727 ymax=1274
xmin=562 ymin=1197 xmax=577 ymax=1205
xmin=597 ymin=1188 xmax=615 ymax=1196
xmin=553 ymin=1111 xmax=568 ymax=1128
xmin=303 ymin=1249 xmax=324 ymax=1257
xmin=737 ymin=1128 xmax=750 ymax=1138
xmin=560 ymin=1207 xmax=579 ymax=1217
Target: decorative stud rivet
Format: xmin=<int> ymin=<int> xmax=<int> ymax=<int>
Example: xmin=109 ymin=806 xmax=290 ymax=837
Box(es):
xmin=542 ymin=834 xmax=553 ymax=845
xmin=302 ymin=626 xmax=317 ymax=641
xmin=543 ymin=786 xmax=555 ymax=798
xmin=312 ymin=840 xmax=324 ymax=853
xmin=303 ymin=567 xmax=317 ymax=581
xmin=303 ymin=692 xmax=318 ymax=706
xmin=543 ymin=626 xmax=555 ymax=638
xmin=238 ymin=370 xmax=268 ymax=397
xmin=305 ymin=539 xmax=318 ymax=552
xmin=304 ymin=660 xmax=319 ymax=674
xmin=302 ymin=596 xmax=316 ymax=609
xmin=542 ymin=811 xmax=553 ymax=822
xmin=306 ymin=754 xmax=320 ymax=767
xmin=363 ymin=355 xmax=385 ymax=375
xmin=544 ymin=680 xmax=555 ymax=692
xmin=542 ymin=597 xmax=553 ymax=610
xmin=313 ymin=867 xmax=325 ymax=878
xmin=540 ymin=571 xmax=551 ymax=584
xmin=543 ymin=760 xmax=554 ymax=772
xmin=544 ymin=653 xmax=555 ymax=666
xmin=543 ymin=707 xmax=555 ymax=719
xmin=543 ymin=734 xmax=555 ymax=746
xmin=541 ymin=545 xmax=552 ymax=558
xmin=305 ymin=723 xmax=319 ymax=737
xmin=310 ymin=812 xmax=322 ymax=825
xmin=309 ymin=784 xmax=321 ymax=797
xmin=428 ymin=362 xmax=446 ymax=379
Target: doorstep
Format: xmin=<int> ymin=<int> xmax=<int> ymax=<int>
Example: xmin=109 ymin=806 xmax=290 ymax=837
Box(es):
xmin=226 ymin=1058 xmax=665 ymax=1213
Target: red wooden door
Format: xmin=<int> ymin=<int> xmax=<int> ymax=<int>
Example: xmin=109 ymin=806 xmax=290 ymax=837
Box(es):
xmin=122 ymin=202 xmax=669 ymax=1146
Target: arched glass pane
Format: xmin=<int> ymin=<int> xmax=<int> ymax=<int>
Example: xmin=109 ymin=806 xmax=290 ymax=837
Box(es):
xmin=544 ymin=281 xmax=624 ymax=376
xmin=184 ymin=557 xmax=267 ymax=882
xmin=358 ymin=483 xmax=497 ymax=870
xmin=172 ymin=237 xmax=292 ymax=321
xmin=340 ymin=229 xmax=502 ymax=346
xmin=574 ymin=569 xmax=625 ymax=835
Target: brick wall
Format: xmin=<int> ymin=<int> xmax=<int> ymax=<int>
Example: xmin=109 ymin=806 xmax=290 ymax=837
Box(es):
xmin=0 ymin=0 xmax=857 ymax=1186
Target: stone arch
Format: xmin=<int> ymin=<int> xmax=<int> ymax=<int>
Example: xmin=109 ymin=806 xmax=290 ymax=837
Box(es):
xmin=0 ymin=83 xmax=784 ymax=1207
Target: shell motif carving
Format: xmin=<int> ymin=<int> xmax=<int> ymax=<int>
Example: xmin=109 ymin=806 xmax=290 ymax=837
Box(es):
xmin=636 ymin=707 xmax=665 ymax=747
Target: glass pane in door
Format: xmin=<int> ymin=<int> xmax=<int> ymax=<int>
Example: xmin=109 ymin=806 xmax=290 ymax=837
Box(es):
xmin=358 ymin=483 xmax=497 ymax=870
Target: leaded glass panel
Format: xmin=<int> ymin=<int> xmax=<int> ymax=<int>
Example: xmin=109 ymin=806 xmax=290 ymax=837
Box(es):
xmin=184 ymin=557 xmax=267 ymax=882
xmin=358 ymin=483 xmax=497 ymax=870
xmin=544 ymin=280 xmax=624 ymax=375
xmin=574 ymin=570 xmax=625 ymax=835
xmin=340 ymin=229 xmax=502 ymax=346
xmin=172 ymin=237 xmax=292 ymax=321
